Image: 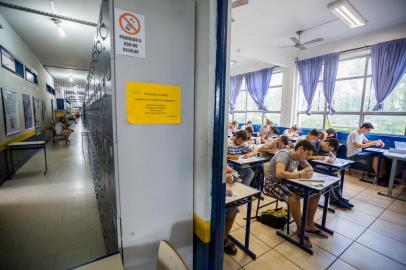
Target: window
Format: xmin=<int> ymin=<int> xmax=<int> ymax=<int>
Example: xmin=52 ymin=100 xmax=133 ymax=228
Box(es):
xmin=231 ymin=71 xmax=283 ymax=125
xmin=296 ymin=54 xmax=406 ymax=135
xmin=26 ymin=68 xmax=38 ymax=85
xmin=1 ymin=46 xmax=25 ymax=78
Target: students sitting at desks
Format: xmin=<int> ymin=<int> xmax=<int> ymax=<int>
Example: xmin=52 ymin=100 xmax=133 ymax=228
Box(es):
xmin=283 ymin=125 xmax=299 ymax=138
xmin=260 ymin=127 xmax=279 ymax=143
xmin=55 ymin=116 xmax=74 ymax=143
xmin=227 ymin=130 xmax=256 ymax=185
xmin=228 ymin=120 xmax=238 ymax=137
xmin=259 ymin=118 xmax=274 ymax=138
xmin=346 ymin=122 xmax=385 ymax=179
xmin=306 ymin=129 xmax=322 ymax=142
xmin=241 ymin=120 xmax=253 ymax=130
xmin=319 ymin=130 xmax=328 ymax=141
xmin=326 ymin=128 xmax=337 ymax=139
xmin=264 ymin=140 xmax=328 ymax=248
xmin=258 ymin=135 xmax=290 ymax=154
xmin=245 ymin=126 xmax=256 ymax=145
xmin=224 ymin=165 xmax=239 ymax=255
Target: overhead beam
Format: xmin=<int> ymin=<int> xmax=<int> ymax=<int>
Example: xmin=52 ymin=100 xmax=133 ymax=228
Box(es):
xmin=44 ymin=65 xmax=89 ymax=72
xmin=0 ymin=2 xmax=97 ymax=27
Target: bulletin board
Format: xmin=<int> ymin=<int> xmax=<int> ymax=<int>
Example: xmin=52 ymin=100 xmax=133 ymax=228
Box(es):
xmin=22 ymin=94 xmax=33 ymax=129
xmin=1 ymin=89 xmax=20 ymax=136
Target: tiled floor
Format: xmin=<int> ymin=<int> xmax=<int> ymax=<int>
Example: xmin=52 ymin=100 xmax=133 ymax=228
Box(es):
xmin=224 ymin=173 xmax=406 ymax=270
xmin=0 ymin=122 xmax=106 ymax=270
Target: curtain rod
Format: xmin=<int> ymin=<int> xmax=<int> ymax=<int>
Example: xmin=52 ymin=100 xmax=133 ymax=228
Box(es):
xmin=295 ymin=44 xmax=371 ymax=63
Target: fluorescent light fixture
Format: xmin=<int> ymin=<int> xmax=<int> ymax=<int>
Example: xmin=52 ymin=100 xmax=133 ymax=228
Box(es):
xmin=69 ymin=76 xmax=73 ymax=82
xmin=57 ymin=25 xmax=65 ymax=37
xmin=50 ymin=0 xmax=55 ymax=13
xmin=328 ymin=0 xmax=366 ymax=28
xmin=230 ymin=60 xmax=237 ymax=65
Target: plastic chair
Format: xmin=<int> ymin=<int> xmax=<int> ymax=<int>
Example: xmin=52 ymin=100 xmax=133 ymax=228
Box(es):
xmin=157 ymin=240 xmax=189 ymax=270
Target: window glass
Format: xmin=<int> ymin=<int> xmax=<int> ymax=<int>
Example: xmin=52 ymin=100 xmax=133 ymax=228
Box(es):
xmin=326 ymin=114 xmax=360 ymax=132
xmin=336 ymin=57 xmax=366 ymax=78
xmin=298 ymin=114 xmax=324 ymax=129
xmin=270 ymin=72 xmax=283 ymax=86
xmin=298 ymin=83 xmax=325 ymax=112
xmin=363 ymin=115 xmax=406 ymax=135
xmin=246 ymin=112 xmax=263 ymax=125
xmin=333 ymin=78 xmax=363 ymax=111
xmin=364 ymin=75 xmax=406 ymax=112
xmin=233 ymin=113 xmax=246 ymax=125
xmin=235 ymin=90 xmax=246 ymax=111
xmin=264 ymin=86 xmax=282 ymax=111
xmin=246 ymin=92 xmax=258 ymax=111
xmin=228 ymin=113 xmax=233 ymax=123
xmin=367 ymin=56 xmax=372 ymax=75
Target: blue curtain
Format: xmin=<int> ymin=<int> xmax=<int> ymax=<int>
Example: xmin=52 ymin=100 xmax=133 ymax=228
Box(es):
xmin=297 ymin=56 xmax=323 ymax=115
xmin=229 ymin=75 xmax=243 ymax=112
xmin=244 ymin=68 xmax=273 ymax=111
xmin=322 ymin=53 xmax=339 ymax=114
xmin=371 ymin=38 xmax=406 ymax=111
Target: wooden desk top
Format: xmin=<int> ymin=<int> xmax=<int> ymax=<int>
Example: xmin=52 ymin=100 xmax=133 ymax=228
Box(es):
xmin=226 ymin=182 xmax=260 ymax=205
xmin=285 ymin=172 xmax=340 ymax=192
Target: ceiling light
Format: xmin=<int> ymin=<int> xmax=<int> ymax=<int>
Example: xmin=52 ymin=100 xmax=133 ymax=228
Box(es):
xmin=230 ymin=60 xmax=237 ymax=65
xmin=328 ymin=0 xmax=366 ymax=28
xmin=57 ymin=25 xmax=65 ymax=37
xmin=69 ymin=76 xmax=73 ymax=82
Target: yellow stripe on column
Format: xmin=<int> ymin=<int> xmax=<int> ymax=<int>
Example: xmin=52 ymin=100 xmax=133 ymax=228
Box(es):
xmin=193 ymin=214 xmax=211 ymax=243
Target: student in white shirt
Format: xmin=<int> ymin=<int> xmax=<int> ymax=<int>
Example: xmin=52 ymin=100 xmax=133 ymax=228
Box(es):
xmin=241 ymin=120 xmax=252 ymax=130
xmin=55 ymin=116 xmax=74 ymax=143
xmin=228 ymin=120 xmax=238 ymax=137
xmin=346 ymin=122 xmax=384 ymax=177
xmin=283 ymin=125 xmax=299 ymax=138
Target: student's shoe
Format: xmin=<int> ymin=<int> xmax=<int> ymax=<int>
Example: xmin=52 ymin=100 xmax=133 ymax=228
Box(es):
xmin=224 ymin=240 xmax=237 ymax=255
xmin=338 ymin=198 xmax=353 ymax=208
xmin=331 ymin=199 xmax=351 ymax=209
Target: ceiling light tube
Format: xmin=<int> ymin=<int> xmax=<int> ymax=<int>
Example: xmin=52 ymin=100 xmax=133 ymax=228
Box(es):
xmin=57 ymin=25 xmax=65 ymax=37
xmin=328 ymin=0 xmax=366 ymax=28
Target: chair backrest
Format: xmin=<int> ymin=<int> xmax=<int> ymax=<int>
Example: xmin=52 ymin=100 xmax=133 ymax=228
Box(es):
xmin=157 ymin=240 xmax=189 ymax=270
xmin=263 ymin=162 xmax=271 ymax=179
xmin=336 ymin=144 xmax=347 ymax=159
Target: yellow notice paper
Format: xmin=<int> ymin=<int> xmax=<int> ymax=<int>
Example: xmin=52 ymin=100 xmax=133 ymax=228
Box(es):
xmin=126 ymin=81 xmax=181 ymax=124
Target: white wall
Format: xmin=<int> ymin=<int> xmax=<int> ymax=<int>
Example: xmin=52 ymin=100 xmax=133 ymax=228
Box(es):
xmin=0 ymin=13 xmax=55 ymax=143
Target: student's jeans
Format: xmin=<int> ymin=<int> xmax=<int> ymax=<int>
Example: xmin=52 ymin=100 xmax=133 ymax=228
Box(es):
xmin=239 ymin=168 xmax=255 ymax=186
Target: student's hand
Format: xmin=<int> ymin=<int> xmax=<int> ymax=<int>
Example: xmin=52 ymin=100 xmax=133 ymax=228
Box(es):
xmin=242 ymin=154 xmax=251 ymax=159
xmin=378 ymin=140 xmax=385 ymax=148
xmin=226 ymin=186 xmax=233 ymax=197
xmin=300 ymin=170 xmax=313 ymax=179
xmin=326 ymin=158 xmax=334 ymax=164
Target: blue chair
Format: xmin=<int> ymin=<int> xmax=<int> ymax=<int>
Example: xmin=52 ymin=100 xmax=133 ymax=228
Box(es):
xmin=339 ymin=144 xmax=374 ymax=182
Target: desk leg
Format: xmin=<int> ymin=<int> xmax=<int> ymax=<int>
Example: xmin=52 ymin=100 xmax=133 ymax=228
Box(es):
xmin=377 ymin=158 xmax=406 ymax=202
xmin=315 ymin=192 xmax=334 ymax=235
xmin=340 ymin=169 xmax=345 ymax=193
xmin=10 ymin=149 xmax=14 ymax=176
xmin=43 ymin=145 xmax=48 ymax=175
xmin=299 ymin=189 xmax=309 ymax=247
xmin=375 ymin=155 xmax=383 ymax=185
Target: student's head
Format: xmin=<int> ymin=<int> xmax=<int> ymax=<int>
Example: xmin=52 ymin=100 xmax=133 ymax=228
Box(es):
xmin=245 ymin=126 xmax=254 ymax=137
xmin=246 ymin=121 xmax=252 ymax=125
xmin=326 ymin=128 xmax=337 ymax=139
xmin=306 ymin=129 xmax=321 ymax=141
xmin=322 ymin=138 xmax=340 ymax=152
xmin=230 ymin=120 xmax=238 ymax=129
xmin=234 ymin=130 xmax=248 ymax=146
xmin=295 ymin=140 xmax=316 ymax=161
xmin=290 ymin=125 xmax=298 ymax=132
xmin=268 ymin=127 xmax=279 ymax=136
xmin=276 ymin=136 xmax=290 ymax=149
xmin=319 ymin=130 xmax=328 ymax=141
xmin=359 ymin=122 xmax=374 ymax=134
xmin=294 ymin=140 xmax=316 ymax=161
xmin=265 ymin=118 xmax=273 ymax=126
xmin=59 ymin=116 xmax=66 ymax=123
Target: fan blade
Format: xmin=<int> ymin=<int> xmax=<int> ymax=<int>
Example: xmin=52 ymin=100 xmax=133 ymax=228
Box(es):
xmin=304 ymin=38 xmax=324 ymax=45
xmin=290 ymin=37 xmax=299 ymax=44
xmin=278 ymin=45 xmax=295 ymax=48
xmin=232 ymin=0 xmax=249 ymax=8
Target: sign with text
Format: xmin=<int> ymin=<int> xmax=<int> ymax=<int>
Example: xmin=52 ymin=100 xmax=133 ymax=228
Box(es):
xmin=126 ymin=82 xmax=181 ymax=125
xmin=1 ymin=89 xmax=20 ymax=135
xmin=114 ymin=8 xmax=145 ymax=58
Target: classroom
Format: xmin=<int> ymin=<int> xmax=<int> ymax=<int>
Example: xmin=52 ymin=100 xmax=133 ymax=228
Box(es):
xmin=0 ymin=0 xmax=405 ymax=269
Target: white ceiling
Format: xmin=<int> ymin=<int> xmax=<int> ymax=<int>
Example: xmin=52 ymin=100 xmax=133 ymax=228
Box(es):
xmin=45 ymin=66 xmax=88 ymax=82
xmin=0 ymin=0 xmax=101 ymax=80
xmin=231 ymin=0 xmax=406 ymax=71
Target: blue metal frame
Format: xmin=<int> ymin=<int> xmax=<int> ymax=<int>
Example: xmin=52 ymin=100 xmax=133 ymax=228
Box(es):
xmin=209 ymin=0 xmax=229 ymax=269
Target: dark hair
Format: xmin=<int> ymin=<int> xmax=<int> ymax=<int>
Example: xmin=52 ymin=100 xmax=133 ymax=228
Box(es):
xmin=295 ymin=140 xmax=316 ymax=152
xmin=360 ymin=122 xmax=374 ymax=129
xmin=291 ymin=125 xmax=298 ymax=131
xmin=245 ymin=126 xmax=254 ymax=135
xmin=246 ymin=121 xmax=252 ymax=124
xmin=231 ymin=120 xmax=238 ymax=125
xmin=279 ymin=135 xmax=289 ymax=146
xmin=59 ymin=116 xmax=65 ymax=121
xmin=325 ymin=128 xmax=337 ymax=138
xmin=308 ymin=129 xmax=321 ymax=137
xmin=325 ymin=138 xmax=339 ymax=151
xmin=270 ymin=127 xmax=279 ymax=135
xmin=235 ymin=130 xmax=248 ymax=141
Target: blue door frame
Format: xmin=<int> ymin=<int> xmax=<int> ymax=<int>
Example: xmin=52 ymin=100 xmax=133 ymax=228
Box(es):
xmin=209 ymin=0 xmax=229 ymax=269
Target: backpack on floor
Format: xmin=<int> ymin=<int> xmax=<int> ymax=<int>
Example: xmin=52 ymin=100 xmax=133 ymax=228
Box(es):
xmin=257 ymin=208 xmax=288 ymax=229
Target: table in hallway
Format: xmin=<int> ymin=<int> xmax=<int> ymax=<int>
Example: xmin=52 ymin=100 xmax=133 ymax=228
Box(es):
xmin=7 ymin=141 xmax=48 ymax=176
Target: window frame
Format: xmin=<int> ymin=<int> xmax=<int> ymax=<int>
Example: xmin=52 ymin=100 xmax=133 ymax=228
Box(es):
xmin=296 ymin=53 xmax=406 ymax=135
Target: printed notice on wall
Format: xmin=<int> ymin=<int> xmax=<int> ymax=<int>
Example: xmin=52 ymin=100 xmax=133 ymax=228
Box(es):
xmin=114 ymin=8 xmax=145 ymax=58
xmin=1 ymin=89 xmax=20 ymax=136
xmin=126 ymin=82 xmax=181 ymax=125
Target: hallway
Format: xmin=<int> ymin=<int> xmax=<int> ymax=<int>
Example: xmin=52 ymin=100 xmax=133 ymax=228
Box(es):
xmin=0 ymin=122 xmax=106 ymax=270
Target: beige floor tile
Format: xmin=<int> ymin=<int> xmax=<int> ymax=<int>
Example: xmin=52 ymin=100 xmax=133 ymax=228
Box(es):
xmin=334 ymin=207 xmax=377 ymax=227
xmin=370 ymin=218 xmax=406 ymax=243
xmin=354 ymin=190 xmax=394 ymax=208
xmin=328 ymin=259 xmax=358 ymax=270
xmin=342 ymin=188 xmax=361 ymax=199
xmin=358 ymin=229 xmax=406 ymax=265
xmin=224 ymin=254 xmax=241 ymax=270
xmin=310 ymin=231 xmax=353 ymax=257
xmin=250 ymin=222 xmax=285 ymax=248
xmin=388 ymin=200 xmax=406 ymax=215
xmin=244 ymin=249 xmax=301 ymax=270
xmin=323 ymin=214 xmax=366 ymax=240
xmin=341 ymin=242 xmax=405 ymax=270
xmin=380 ymin=209 xmax=406 ymax=227
xmin=274 ymin=240 xmax=336 ymax=270
xmin=349 ymin=198 xmax=385 ymax=217
xmin=229 ymin=227 xmax=272 ymax=266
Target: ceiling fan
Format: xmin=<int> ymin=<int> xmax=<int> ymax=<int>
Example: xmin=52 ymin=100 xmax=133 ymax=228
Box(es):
xmin=278 ymin=30 xmax=324 ymax=50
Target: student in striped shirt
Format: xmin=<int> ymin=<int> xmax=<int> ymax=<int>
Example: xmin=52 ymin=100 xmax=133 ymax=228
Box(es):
xmin=227 ymin=130 xmax=256 ymax=186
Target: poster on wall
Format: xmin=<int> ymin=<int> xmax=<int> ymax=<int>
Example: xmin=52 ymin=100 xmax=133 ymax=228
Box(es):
xmin=1 ymin=48 xmax=16 ymax=72
xmin=32 ymin=97 xmax=41 ymax=127
xmin=22 ymin=94 xmax=33 ymax=129
xmin=1 ymin=89 xmax=20 ymax=136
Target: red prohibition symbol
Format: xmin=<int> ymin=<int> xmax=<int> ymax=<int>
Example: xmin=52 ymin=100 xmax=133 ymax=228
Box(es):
xmin=119 ymin=13 xmax=141 ymax=35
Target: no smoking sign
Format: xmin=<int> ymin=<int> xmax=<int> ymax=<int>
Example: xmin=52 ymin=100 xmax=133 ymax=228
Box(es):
xmin=115 ymin=8 xmax=145 ymax=58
